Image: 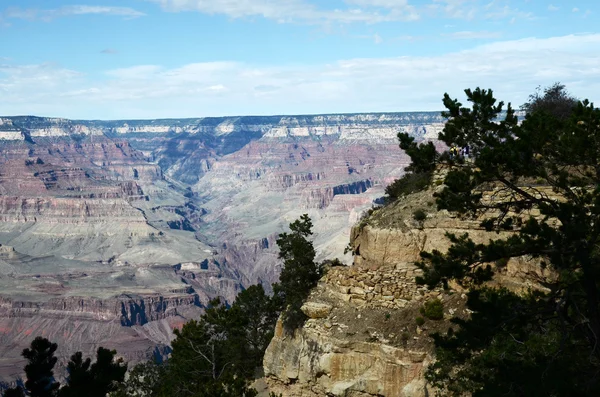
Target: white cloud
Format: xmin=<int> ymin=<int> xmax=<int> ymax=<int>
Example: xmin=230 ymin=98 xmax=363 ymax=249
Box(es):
xmin=548 ymin=4 xmax=559 ymax=12
xmin=431 ymin=0 xmax=477 ymax=20
xmin=1 ymin=5 xmax=145 ymax=22
xmin=1 ymin=34 xmax=599 ymax=119
xmin=59 ymin=6 xmax=146 ymax=17
xmin=145 ymin=0 xmax=536 ymax=25
xmin=572 ymin=7 xmax=579 ymax=12
xmin=148 ymin=0 xmax=419 ymax=23
xmin=357 ymin=33 xmax=385 ymax=43
xmin=442 ymin=30 xmax=502 ymax=39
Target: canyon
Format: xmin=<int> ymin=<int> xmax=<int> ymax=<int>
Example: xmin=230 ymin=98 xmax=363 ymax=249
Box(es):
xmin=0 ymin=112 xmax=445 ymax=381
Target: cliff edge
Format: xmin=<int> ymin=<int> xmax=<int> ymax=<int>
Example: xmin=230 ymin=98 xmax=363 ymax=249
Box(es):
xmin=263 ymin=175 xmax=554 ymax=396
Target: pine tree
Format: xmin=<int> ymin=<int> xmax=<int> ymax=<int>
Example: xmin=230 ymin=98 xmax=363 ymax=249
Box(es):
xmin=3 ymin=386 xmax=25 ymax=397
xmin=21 ymin=337 xmax=60 ymax=397
xmin=59 ymin=348 xmax=126 ymax=397
xmin=274 ymin=214 xmax=323 ymax=330
xmin=59 ymin=352 xmax=92 ymax=397
xmin=521 ymin=82 xmax=578 ymax=120
xmin=403 ymin=86 xmax=600 ymax=395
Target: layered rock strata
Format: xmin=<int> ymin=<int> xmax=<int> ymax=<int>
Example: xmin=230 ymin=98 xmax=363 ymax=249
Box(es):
xmin=0 ymin=112 xmax=446 ymax=381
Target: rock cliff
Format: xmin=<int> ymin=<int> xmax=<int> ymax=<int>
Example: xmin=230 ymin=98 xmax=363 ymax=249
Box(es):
xmin=263 ymin=177 xmax=554 ymax=396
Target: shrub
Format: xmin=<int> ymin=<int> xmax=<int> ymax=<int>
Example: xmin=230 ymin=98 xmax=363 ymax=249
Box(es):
xmin=495 ymin=257 xmax=510 ymax=267
xmin=415 ymin=316 xmax=425 ymax=326
xmin=420 ymin=299 xmax=444 ymax=320
xmin=413 ymin=209 xmax=427 ymax=222
xmin=385 ymin=171 xmax=432 ymax=202
xmin=401 ymin=332 xmax=410 ymax=345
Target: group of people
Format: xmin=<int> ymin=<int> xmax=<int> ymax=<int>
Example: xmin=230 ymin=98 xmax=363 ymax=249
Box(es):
xmin=449 ymin=145 xmax=470 ymax=160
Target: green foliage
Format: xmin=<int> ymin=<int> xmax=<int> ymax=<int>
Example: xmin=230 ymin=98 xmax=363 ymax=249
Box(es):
xmin=3 ymin=387 xmax=26 ymax=397
xmin=275 ymin=214 xmax=323 ymax=330
xmin=521 ymin=82 xmax=578 ymax=120
xmin=163 ymin=294 xmax=268 ymax=394
xmin=59 ymin=352 xmax=91 ymax=397
xmin=385 ymin=129 xmax=438 ymax=203
xmin=113 ymin=215 xmax=318 ymax=396
xmin=3 ymin=338 xmax=128 ymax=397
xmin=324 ymin=258 xmax=344 ymax=267
xmin=152 ymin=316 xmax=258 ymax=397
xmin=401 ymin=332 xmax=410 ymax=345
xmin=385 ymin=171 xmax=432 ymax=202
xmin=412 ymin=209 xmax=427 ymax=222
xmin=397 ymin=132 xmax=438 ymax=175
xmin=60 ymin=348 xmax=126 ymax=397
xmin=415 ymin=316 xmax=425 ymax=326
xmin=427 ymin=288 xmax=594 ymax=397
xmin=120 ymin=284 xmax=279 ymax=397
xmin=111 ymin=360 xmax=165 ymax=397
xmin=420 ymin=299 xmax=444 ymax=320
xmin=21 ymin=337 xmax=60 ymax=397
xmin=407 ymin=86 xmax=600 ymax=395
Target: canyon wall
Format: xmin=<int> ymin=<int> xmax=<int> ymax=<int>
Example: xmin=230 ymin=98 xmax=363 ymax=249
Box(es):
xmin=0 ymin=112 xmax=445 ymax=381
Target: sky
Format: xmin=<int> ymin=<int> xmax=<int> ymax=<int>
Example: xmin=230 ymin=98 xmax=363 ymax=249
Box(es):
xmin=0 ymin=0 xmax=599 ymax=119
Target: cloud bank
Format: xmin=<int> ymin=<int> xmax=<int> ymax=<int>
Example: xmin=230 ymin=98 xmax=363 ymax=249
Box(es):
xmin=147 ymin=0 xmax=533 ymax=25
xmin=1 ymin=5 xmax=145 ymax=22
xmin=1 ymin=34 xmax=599 ymax=119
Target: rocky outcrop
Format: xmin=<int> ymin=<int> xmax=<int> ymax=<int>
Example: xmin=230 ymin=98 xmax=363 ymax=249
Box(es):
xmin=262 ymin=258 xmax=449 ymax=397
xmin=263 ymin=180 xmax=557 ymax=396
xmin=264 ymin=317 xmax=432 ymax=397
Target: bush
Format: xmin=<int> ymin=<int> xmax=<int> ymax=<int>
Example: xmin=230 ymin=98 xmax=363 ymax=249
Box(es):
xmin=413 ymin=209 xmax=427 ymax=222
xmin=415 ymin=316 xmax=425 ymax=326
xmin=385 ymin=171 xmax=432 ymax=202
xmin=495 ymin=257 xmax=510 ymax=267
xmin=420 ymin=299 xmax=444 ymax=320
xmin=401 ymin=332 xmax=410 ymax=345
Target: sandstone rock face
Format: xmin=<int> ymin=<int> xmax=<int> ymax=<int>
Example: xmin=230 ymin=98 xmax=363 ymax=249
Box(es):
xmin=350 ymin=185 xmax=558 ymax=292
xmin=263 ymin=182 xmax=557 ymax=396
xmin=262 ymin=261 xmax=446 ymax=397
xmin=301 ymin=302 xmax=332 ymax=319
xmin=264 ymin=319 xmax=431 ymax=397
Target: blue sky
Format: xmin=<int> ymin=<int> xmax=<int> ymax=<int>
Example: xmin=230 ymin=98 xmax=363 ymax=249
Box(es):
xmin=0 ymin=0 xmax=599 ymax=119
